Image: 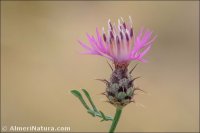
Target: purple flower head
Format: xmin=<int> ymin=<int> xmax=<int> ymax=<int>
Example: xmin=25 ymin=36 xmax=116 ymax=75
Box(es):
xmin=79 ymin=17 xmax=157 ymax=65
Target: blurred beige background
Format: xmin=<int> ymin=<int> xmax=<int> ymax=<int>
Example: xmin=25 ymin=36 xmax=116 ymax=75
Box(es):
xmin=1 ymin=1 xmax=199 ymax=132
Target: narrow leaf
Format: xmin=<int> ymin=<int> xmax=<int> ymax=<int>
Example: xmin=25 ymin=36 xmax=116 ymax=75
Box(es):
xmin=82 ymin=89 xmax=98 ymax=112
xmin=71 ymin=90 xmax=90 ymax=110
xmin=99 ymin=111 xmax=106 ymax=120
xmin=87 ymin=110 xmax=95 ymax=117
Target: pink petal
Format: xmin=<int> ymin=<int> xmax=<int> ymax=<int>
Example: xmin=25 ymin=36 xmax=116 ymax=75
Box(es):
xmin=81 ymin=51 xmax=100 ymax=55
xmin=96 ymin=28 xmax=106 ymax=52
xmin=141 ymin=30 xmax=152 ymax=44
xmin=139 ymin=44 xmax=152 ymax=58
xmin=136 ymin=58 xmax=148 ymax=63
xmin=78 ymin=40 xmax=93 ymax=51
xmin=86 ymin=34 xmax=99 ymax=51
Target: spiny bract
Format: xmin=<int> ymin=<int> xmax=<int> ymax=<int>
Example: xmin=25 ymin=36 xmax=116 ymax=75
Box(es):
xmin=102 ymin=63 xmax=140 ymax=107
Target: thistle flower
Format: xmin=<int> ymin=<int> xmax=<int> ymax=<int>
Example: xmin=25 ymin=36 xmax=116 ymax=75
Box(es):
xmin=79 ymin=17 xmax=157 ymax=108
xmin=79 ymin=16 xmax=157 ymax=64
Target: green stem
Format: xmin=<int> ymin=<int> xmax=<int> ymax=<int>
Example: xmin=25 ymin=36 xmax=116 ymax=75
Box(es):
xmin=109 ymin=107 xmax=123 ymax=133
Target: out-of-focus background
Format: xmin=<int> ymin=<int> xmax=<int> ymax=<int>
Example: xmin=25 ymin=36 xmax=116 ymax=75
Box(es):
xmin=1 ymin=1 xmax=199 ymax=132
